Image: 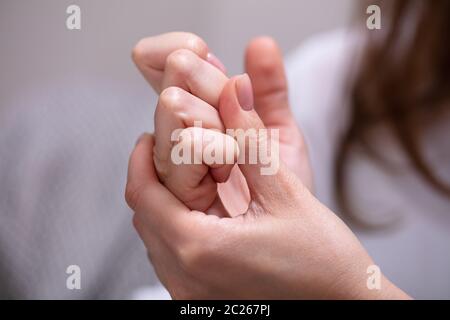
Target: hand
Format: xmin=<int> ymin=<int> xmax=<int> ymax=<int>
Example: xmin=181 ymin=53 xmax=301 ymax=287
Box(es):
xmin=125 ymin=78 xmax=409 ymax=299
xmin=132 ymin=32 xmax=313 ymax=215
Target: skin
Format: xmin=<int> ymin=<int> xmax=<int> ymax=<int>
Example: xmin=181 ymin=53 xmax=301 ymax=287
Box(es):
xmin=132 ymin=32 xmax=312 ymax=216
xmin=126 ymin=32 xmax=410 ymax=299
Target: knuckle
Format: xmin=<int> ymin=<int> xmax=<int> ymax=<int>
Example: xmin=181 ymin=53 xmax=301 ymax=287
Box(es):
xmin=158 ymin=86 xmax=185 ymax=113
xmin=165 ymin=49 xmax=197 ymax=78
xmin=176 ymin=241 xmax=203 ymax=275
xmin=184 ymin=33 xmax=208 ymax=57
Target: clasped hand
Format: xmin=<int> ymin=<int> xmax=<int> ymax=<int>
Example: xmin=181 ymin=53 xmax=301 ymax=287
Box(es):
xmin=125 ymin=32 xmax=408 ymax=299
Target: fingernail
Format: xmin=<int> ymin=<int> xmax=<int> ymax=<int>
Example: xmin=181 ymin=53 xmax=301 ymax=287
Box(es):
xmin=207 ymin=52 xmax=227 ymax=74
xmin=235 ymin=73 xmax=254 ymax=111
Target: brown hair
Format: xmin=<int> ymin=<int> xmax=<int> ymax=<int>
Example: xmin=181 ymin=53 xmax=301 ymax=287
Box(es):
xmin=335 ymin=0 xmax=450 ymax=229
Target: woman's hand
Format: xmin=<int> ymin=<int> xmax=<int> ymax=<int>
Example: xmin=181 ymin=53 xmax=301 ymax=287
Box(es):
xmin=125 ymin=77 xmax=409 ymax=299
xmin=132 ymin=32 xmax=313 ymax=216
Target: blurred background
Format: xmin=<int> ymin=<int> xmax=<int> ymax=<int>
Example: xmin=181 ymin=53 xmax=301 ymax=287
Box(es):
xmin=1 ymin=0 xmax=355 ymax=93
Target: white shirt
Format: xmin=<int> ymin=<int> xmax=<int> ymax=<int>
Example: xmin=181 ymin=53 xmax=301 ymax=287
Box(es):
xmin=286 ymin=29 xmax=450 ymax=299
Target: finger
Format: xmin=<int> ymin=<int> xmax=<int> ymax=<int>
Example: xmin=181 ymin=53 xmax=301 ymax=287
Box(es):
xmin=206 ymin=52 xmax=227 ymax=74
xmin=245 ymin=37 xmax=294 ymax=127
xmin=161 ymin=49 xmax=228 ymax=107
xmin=126 ymin=133 xmax=158 ymax=209
xmin=125 ymin=133 xmax=192 ymax=236
xmin=167 ymin=127 xmax=239 ymax=211
xmin=154 ymin=86 xmax=225 ymax=173
xmin=132 ymin=32 xmax=209 ymax=92
xmin=217 ymin=166 xmax=251 ymax=216
xmin=218 ymin=75 xmax=302 ymax=211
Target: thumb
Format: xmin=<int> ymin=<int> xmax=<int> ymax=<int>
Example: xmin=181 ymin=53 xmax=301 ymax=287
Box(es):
xmin=245 ymin=37 xmax=295 ymax=127
xmin=219 ymin=74 xmax=298 ymax=210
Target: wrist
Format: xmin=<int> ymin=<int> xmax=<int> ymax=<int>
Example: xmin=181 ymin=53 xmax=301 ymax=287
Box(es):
xmin=369 ymin=276 xmax=411 ymax=300
xmin=344 ymin=267 xmax=411 ymax=300
xmin=324 ymin=252 xmax=411 ymax=300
